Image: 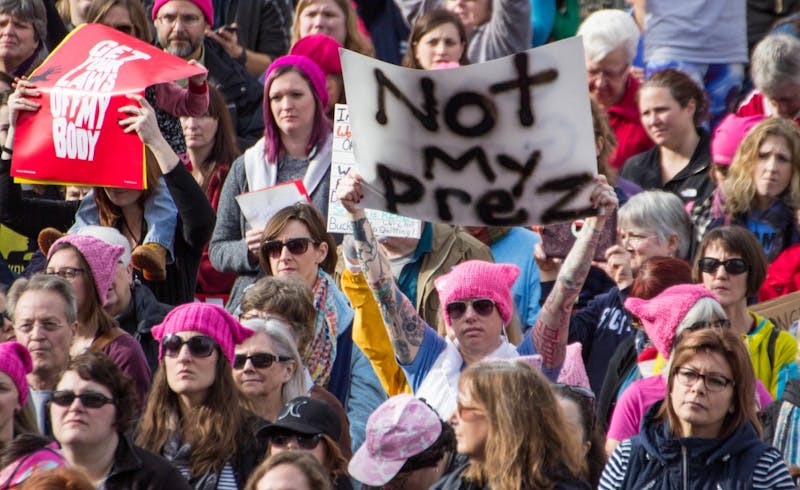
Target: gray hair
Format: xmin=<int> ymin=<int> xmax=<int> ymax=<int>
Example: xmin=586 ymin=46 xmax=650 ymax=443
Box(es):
xmin=240 ymin=318 xmax=307 ymax=403
xmin=74 ymin=225 xmax=132 ymax=266
xmin=0 ymin=0 xmax=46 ymax=45
xmin=578 ymin=9 xmax=640 ymax=64
xmin=665 ymin=297 xmax=727 ymax=373
xmin=7 ymin=273 xmax=78 ymax=324
xmin=751 ymin=34 xmax=800 ymax=95
xmin=618 ymin=190 xmax=693 ymax=259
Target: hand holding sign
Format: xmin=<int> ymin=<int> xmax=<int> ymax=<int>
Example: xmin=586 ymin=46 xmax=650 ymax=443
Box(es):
xmin=118 ymin=94 xmax=160 ymax=145
xmin=8 ymin=79 xmax=41 ymax=129
xmin=337 ymin=173 xmax=366 ymax=219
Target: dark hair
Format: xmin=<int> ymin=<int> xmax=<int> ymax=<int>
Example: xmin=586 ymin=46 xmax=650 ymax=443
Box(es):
xmin=56 ymin=352 xmax=138 ymax=433
xmin=630 ymin=257 xmax=693 ymax=300
xmin=693 ymin=228 xmax=768 ymax=298
xmin=639 ymin=69 xmax=709 ymax=127
xmin=399 ymin=419 xmax=454 ymax=472
xmin=258 ymin=203 xmax=337 ymax=276
xmin=0 ymin=433 xmax=52 ymax=468
xmin=194 ymin=86 xmax=241 ymax=194
xmin=403 ymin=8 xmax=469 ymax=69
xmin=94 ymin=153 xmax=163 ymax=232
xmin=552 ymin=385 xmax=606 ymax=489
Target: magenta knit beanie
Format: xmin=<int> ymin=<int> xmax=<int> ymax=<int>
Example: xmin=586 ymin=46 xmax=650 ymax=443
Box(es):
xmin=265 ymin=54 xmax=329 ymax=110
xmin=434 ymin=260 xmax=520 ymax=327
xmin=152 ymin=0 xmax=213 ymax=26
xmin=151 ymin=303 xmax=254 ymax=366
xmin=624 ymin=284 xmax=718 ymax=359
xmin=0 ymin=342 xmax=32 ymax=406
xmin=711 ymin=114 xmax=764 ymax=165
xmin=290 ymin=34 xmax=343 ymax=76
xmin=48 ymin=235 xmax=124 ymax=305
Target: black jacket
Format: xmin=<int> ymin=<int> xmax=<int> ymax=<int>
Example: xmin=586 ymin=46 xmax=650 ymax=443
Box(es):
xmin=116 ymin=281 xmax=172 ymax=373
xmin=106 ymin=435 xmax=192 ymax=490
xmin=431 ymin=462 xmax=590 ymax=490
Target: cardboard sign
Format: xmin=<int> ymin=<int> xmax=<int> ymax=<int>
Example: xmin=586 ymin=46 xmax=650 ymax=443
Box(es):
xmin=327 ymin=104 xmax=422 ymax=238
xmin=750 ymin=290 xmax=800 ymax=332
xmin=12 ymin=23 xmax=207 ymax=189
xmin=340 ymin=37 xmax=597 ymax=227
xmin=235 ymin=180 xmax=311 ymax=231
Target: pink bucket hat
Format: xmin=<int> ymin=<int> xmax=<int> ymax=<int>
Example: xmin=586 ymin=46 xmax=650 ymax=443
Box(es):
xmin=348 ymin=394 xmax=443 ymax=486
xmin=48 ymin=234 xmax=124 ymax=304
xmin=151 ymin=303 xmax=254 ymax=366
xmin=0 ymin=341 xmax=32 ymax=406
xmin=152 ymin=0 xmax=213 ymax=26
xmin=711 ymin=114 xmax=764 ymax=165
xmin=624 ymin=284 xmax=717 ymax=359
xmin=434 ymin=261 xmax=520 ymax=327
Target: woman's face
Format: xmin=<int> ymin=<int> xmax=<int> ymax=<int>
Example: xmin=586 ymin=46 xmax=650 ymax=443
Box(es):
xmin=451 ymin=388 xmax=489 ymax=461
xmin=325 ymin=74 xmax=343 ymax=110
xmin=298 ymin=0 xmax=347 ymax=45
xmin=233 ymin=332 xmax=294 ymax=399
xmin=68 ymin=0 xmax=93 ymax=24
xmin=46 ymin=248 xmax=89 ymax=311
xmin=256 ymin=463 xmax=311 ymax=490
xmin=670 ymin=350 xmax=735 ymax=439
xmin=0 ymin=372 xmax=19 ymax=436
xmin=618 ymin=225 xmax=677 ymax=275
xmin=270 ymin=432 xmax=329 ymax=466
xmin=267 ymin=220 xmax=328 ymax=289
xmin=99 ymin=5 xmax=135 ymax=36
xmin=699 ymin=241 xmax=748 ymax=308
xmin=163 ymin=331 xmax=219 ymax=404
xmin=180 ymin=114 xmax=219 ymax=153
xmin=50 ymin=370 xmax=116 ymax=448
xmin=638 ymin=86 xmax=696 ymax=150
xmin=752 ymin=135 xmax=793 ymax=205
xmin=103 ymin=187 xmax=143 ymax=209
xmin=269 ymin=72 xmax=317 ymax=139
xmin=414 ymin=22 xmax=464 ymax=69
xmin=586 ymin=47 xmax=630 ymax=109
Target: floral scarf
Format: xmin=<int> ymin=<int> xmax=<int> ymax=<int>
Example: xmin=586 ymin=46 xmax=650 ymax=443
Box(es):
xmin=306 ymin=269 xmax=338 ymax=387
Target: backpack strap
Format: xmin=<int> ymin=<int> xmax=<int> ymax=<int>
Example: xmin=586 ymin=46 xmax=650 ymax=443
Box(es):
xmin=768 ymin=323 xmax=780 ymax=368
xmin=89 ymin=326 xmax=126 ymax=353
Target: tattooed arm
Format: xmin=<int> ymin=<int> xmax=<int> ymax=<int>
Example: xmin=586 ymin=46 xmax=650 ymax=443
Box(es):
xmin=533 ymin=176 xmax=618 ymax=368
xmin=338 ymin=175 xmax=426 ymax=365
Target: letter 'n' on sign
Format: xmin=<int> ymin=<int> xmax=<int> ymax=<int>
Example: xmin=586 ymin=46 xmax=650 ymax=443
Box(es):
xmin=339 ymin=37 xmax=598 ymax=227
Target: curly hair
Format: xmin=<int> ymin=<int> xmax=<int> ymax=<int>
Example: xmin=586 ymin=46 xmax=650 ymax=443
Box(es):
xmin=723 ymin=117 xmax=800 ymax=215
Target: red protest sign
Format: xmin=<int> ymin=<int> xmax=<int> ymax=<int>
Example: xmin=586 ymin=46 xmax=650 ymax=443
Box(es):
xmin=12 ymin=23 xmax=206 ymax=189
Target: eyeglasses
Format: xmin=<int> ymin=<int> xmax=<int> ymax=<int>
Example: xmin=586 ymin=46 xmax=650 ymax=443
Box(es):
xmin=698 ymin=258 xmax=748 ymax=275
xmin=50 ymin=391 xmax=114 ymax=409
xmin=155 ymin=13 xmax=203 ymax=27
xmin=674 ymin=367 xmax=734 ymax=393
xmin=270 ymin=431 xmax=323 ymax=450
xmin=45 ymin=267 xmax=85 ymax=280
xmin=261 ymin=238 xmax=316 ymax=259
xmin=587 ymin=64 xmax=629 ymax=81
xmin=620 ymin=232 xmax=657 ymax=248
xmin=161 ymin=334 xmax=217 ymax=358
xmin=233 ymin=352 xmax=292 ymax=370
xmin=445 ymin=298 xmax=496 ymax=321
xmin=455 ymin=402 xmax=486 ymax=422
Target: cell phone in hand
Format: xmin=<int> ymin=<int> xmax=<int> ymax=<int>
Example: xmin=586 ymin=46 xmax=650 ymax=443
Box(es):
xmin=222 ymin=24 xmax=237 ymax=32
xmin=539 ymin=210 xmax=617 ymax=262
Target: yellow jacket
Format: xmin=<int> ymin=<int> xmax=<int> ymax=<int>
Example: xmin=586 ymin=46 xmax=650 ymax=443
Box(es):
xmin=746 ymin=312 xmax=797 ymax=398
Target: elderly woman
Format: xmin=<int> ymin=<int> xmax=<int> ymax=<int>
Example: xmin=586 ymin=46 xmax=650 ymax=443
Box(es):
xmin=234 ymin=318 xmax=307 ymax=421
xmin=578 ymin=9 xmax=652 ymax=171
xmin=738 ymin=34 xmax=800 ymax=122
xmin=599 ymin=328 xmax=795 ymax=489
xmin=0 ymin=0 xmax=47 ymax=77
xmin=50 ymin=352 xmax=190 ymax=489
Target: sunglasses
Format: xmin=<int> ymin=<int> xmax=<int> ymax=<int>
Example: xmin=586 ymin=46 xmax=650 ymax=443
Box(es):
xmin=261 ymin=238 xmax=316 ymax=259
xmin=271 ymin=431 xmax=323 ymax=450
xmin=455 ymin=402 xmax=486 ymax=422
xmin=161 ymin=334 xmax=217 ymax=358
xmin=50 ymin=391 xmax=114 ymax=409
xmin=698 ymin=257 xmax=748 ymax=275
xmin=446 ymin=298 xmax=496 ymax=321
xmin=233 ymin=352 xmax=292 ymax=370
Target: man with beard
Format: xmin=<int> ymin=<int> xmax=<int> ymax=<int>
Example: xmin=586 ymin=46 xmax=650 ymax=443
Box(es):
xmin=152 ymin=0 xmax=264 ymax=148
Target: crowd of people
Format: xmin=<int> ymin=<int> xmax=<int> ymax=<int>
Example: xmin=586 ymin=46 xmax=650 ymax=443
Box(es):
xmin=0 ymin=0 xmax=797 ymax=488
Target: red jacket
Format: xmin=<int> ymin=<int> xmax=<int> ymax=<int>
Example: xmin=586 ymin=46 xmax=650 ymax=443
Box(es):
xmin=607 ymin=76 xmax=654 ymax=169
xmin=737 ymin=90 xmax=800 ymax=125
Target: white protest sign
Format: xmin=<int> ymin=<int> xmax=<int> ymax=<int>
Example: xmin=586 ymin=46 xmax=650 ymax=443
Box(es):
xmin=340 ymin=37 xmax=598 ymax=226
xmin=235 ymin=180 xmax=310 ymax=231
xmin=327 ymin=104 xmax=422 ymax=238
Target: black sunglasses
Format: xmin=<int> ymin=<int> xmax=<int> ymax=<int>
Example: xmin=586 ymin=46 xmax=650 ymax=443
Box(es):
xmin=698 ymin=257 xmax=748 ymax=275
xmin=271 ymin=431 xmax=323 ymax=450
xmin=234 ymin=352 xmax=292 ymax=370
xmin=161 ymin=334 xmax=217 ymax=358
xmin=261 ymin=238 xmax=316 ymax=259
xmin=445 ymin=298 xmax=496 ymax=321
xmin=51 ymin=390 xmax=114 ymax=409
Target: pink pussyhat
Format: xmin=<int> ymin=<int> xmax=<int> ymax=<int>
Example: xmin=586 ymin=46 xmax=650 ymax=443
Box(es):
xmin=434 ymin=260 xmax=519 ymax=328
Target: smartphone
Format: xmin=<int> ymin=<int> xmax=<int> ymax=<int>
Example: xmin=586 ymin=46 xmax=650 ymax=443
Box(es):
xmin=539 ymin=210 xmax=617 ymax=262
xmin=222 ymin=24 xmax=237 ymax=32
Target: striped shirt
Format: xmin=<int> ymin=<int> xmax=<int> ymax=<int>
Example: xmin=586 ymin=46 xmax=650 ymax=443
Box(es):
xmin=175 ymin=461 xmax=238 ymax=490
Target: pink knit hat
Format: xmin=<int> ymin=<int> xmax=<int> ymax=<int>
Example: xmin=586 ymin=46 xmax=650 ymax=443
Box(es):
xmin=290 ymin=34 xmax=343 ymax=76
xmin=151 ymin=303 xmax=254 ymax=366
xmin=0 ymin=342 xmax=31 ymax=406
xmin=265 ymin=54 xmax=329 ymax=109
xmin=557 ymin=343 xmax=590 ymax=389
xmin=152 ymin=0 xmax=213 ymax=26
xmin=434 ymin=261 xmax=519 ymax=327
xmin=711 ymin=114 xmax=764 ymax=165
xmin=348 ymin=394 xmax=443 ymax=486
xmin=624 ymin=284 xmax=718 ymax=359
xmin=47 ymin=234 xmax=124 ymax=304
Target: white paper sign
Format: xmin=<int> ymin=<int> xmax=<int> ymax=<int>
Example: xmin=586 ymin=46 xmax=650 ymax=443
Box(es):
xmin=340 ymin=37 xmax=598 ymax=226
xmin=327 ymin=104 xmax=422 ymax=238
xmin=235 ymin=180 xmax=311 ymax=231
